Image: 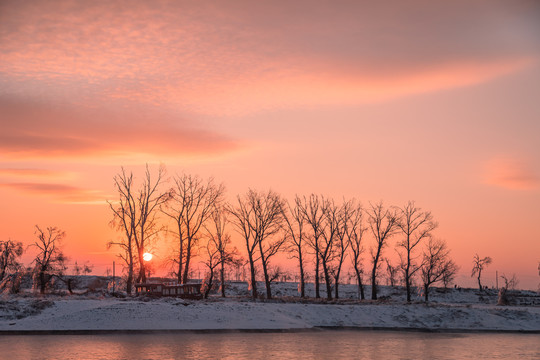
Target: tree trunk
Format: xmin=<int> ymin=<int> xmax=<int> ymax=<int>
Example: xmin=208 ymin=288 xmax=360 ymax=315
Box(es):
xmin=220 ymin=261 xmax=226 ymax=297
xmin=424 ymin=283 xmax=429 ymax=302
xmin=354 ymin=265 xmax=364 ymax=300
xmin=138 ymin=248 xmax=146 ymax=283
xmin=204 ymin=269 xmax=214 ymax=299
xmin=126 ymin=249 xmax=134 ymax=295
xmin=334 ymin=268 xmax=341 ymax=299
xmin=405 ymin=235 xmax=412 ymax=302
xmin=248 ymin=254 xmax=257 ymax=300
xmin=126 ymin=259 xmax=133 ymax=295
xmin=405 ymin=267 xmax=411 ymax=303
xmin=177 ymin=232 xmax=184 ymax=283
xmin=183 ymin=238 xmax=192 ymax=284
xmin=322 ymin=261 xmax=332 ymax=300
xmin=39 ymin=271 xmax=46 ymax=294
xmin=359 ymin=278 xmax=364 ymax=300
xmin=299 ymin=254 xmax=305 ymax=298
xmin=477 ymin=273 xmax=482 ymax=292
xmin=315 ymin=254 xmax=320 ymax=298
xmin=371 ymin=249 xmax=382 ymax=300
xmin=258 ymin=240 xmax=272 ymax=299
xmin=371 ymin=268 xmax=377 ymax=300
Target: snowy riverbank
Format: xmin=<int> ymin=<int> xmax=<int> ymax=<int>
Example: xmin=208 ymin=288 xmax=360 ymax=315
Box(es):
xmin=1 ymin=283 xmax=539 ymax=334
xmin=1 ymin=298 xmax=539 ymax=334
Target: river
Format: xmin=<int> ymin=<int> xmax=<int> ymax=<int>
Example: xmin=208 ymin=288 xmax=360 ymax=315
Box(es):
xmin=1 ymin=330 xmax=538 ymax=359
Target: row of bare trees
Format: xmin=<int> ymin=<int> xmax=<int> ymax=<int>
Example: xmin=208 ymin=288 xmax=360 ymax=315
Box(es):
xmin=108 ymin=166 xmax=235 ymax=296
xmin=107 ymin=166 xmax=463 ymax=302
xmin=1 ymin=226 xmax=76 ymax=294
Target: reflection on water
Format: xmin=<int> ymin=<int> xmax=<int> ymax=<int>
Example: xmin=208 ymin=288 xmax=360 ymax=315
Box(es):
xmin=1 ymin=330 xmax=539 ymax=360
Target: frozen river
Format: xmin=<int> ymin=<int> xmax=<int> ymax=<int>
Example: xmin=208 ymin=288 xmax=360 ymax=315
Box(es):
xmin=2 ymin=330 xmax=539 ymax=359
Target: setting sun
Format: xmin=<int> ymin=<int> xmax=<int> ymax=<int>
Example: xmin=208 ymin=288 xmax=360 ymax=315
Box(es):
xmin=143 ymin=253 xmax=153 ymax=262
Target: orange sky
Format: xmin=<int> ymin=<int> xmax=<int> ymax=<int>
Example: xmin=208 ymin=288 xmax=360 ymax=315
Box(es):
xmin=1 ymin=0 xmax=539 ymax=289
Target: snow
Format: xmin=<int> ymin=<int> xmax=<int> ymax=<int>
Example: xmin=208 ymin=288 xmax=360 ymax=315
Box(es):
xmin=1 ymin=282 xmax=538 ymax=333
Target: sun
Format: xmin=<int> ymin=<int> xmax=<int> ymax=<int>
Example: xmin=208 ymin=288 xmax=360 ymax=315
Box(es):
xmin=143 ymin=252 xmax=153 ymax=261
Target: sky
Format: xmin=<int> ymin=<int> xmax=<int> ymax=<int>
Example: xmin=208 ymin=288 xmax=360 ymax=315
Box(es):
xmin=1 ymin=0 xmax=539 ymax=289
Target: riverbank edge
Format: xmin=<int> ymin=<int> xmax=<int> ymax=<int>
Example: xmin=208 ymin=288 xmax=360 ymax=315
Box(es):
xmin=1 ymin=326 xmax=538 ymax=336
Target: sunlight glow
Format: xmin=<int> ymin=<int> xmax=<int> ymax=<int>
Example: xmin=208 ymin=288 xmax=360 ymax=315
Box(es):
xmin=143 ymin=253 xmax=153 ymax=262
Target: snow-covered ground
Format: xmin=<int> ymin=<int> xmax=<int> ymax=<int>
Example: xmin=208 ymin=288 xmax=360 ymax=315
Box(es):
xmin=1 ymin=281 xmax=538 ymax=333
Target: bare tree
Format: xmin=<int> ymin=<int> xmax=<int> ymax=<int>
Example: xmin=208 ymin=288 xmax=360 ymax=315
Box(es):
xmin=367 ymin=201 xmax=400 ymax=300
xmin=298 ymin=194 xmax=326 ymax=299
xmin=251 ymin=190 xmax=286 ymax=299
xmin=133 ymin=165 xmax=169 ymax=283
xmin=347 ymin=202 xmax=367 ymax=299
xmin=420 ymin=238 xmax=455 ymax=302
xmin=396 ymin=201 xmax=438 ymax=302
xmin=108 ymin=168 xmax=137 ymax=294
xmin=384 ymin=258 xmax=398 ymax=287
xmin=201 ymin=237 xmax=221 ymax=299
xmin=283 ymin=196 xmax=307 ymax=298
xmin=471 ymin=254 xmax=492 ymax=291
xmin=229 ymin=193 xmax=258 ymax=299
xmin=333 ymin=200 xmax=352 ymax=299
xmin=204 ymin=203 xmax=239 ymax=297
xmin=500 ymin=273 xmax=519 ymax=290
xmin=108 ymin=165 xmax=169 ymax=291
xmin=441 ymin=260 xmax=459 ymax=289
xmin=0 ymin=239 xmax=23 ymax=282
xmin=72 ymin=261 xmax=93 ymax=276
xmin=162 ymin=174 xmax=224 ymax=283
xmin=32 ymin=226 xmax=68 ymax=294
xmin=319 ymin=198 xmax=338 ymax=300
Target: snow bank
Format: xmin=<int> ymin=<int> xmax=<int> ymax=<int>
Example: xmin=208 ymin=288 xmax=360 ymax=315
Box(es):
xmin=1 ymin=283 xmax=538 ymax=333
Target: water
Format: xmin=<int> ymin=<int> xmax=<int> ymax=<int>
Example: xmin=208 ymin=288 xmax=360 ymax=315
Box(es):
xmin=1 ymin=330 xmax=538 ymax=360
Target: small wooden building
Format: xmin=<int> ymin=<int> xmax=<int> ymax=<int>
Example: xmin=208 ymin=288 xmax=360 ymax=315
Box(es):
xmin=135 ymin=282 xmax=203 ymax=299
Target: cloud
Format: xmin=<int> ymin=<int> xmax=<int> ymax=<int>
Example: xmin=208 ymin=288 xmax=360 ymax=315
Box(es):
xmin=0 ymin=182 xmax=108 ymax=204
xmin=484 ymin=157 xmax=540 ymax=190
xmin=0 ymin=97 xmax=240 ymax=159
xmin=1 ymin=0 xmax=538 ymax=117
xmin=0 ymin=168 xmax=66 ymax=178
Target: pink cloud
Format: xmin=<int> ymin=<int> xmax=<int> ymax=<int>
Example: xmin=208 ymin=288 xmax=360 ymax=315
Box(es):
xmin=0 ymin=168 xmax=66 ymax=178
xmin=1 ymin=0 xmax=538 ymax=117
xmin=0 ymin=97 xmax=239 ymax=159
xmin=484 ymin=157 xmax=540 ymax=190
xmin=0 ymin=182 xmax=107 ymax=204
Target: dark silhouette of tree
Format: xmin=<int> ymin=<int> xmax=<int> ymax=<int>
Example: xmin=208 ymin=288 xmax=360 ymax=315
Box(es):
xmin=162 ymin=174 xmax=224 ymax=284
xmin=204 ymin=203 xmax=240 ymax=297
xmin=367 ymin=201 xmax=400 ymax=300
xmin=108 ymin=168 xmax=137 ymax=294
xmin=0 ymin=239 xmax=23 ymax=282
xmin=298 ymin=194 xmax=326 ymax=299
xmin=396 ymin=201 xmax=438 ymax=302
xmin=420 ymin=238 xmax=456 ymax=302
xmin=471 ymin=254 xmax=492 ymax=291
xmin=108 ymin=165 xmax=169 ymax=293
xmin=333 ymin=199 xmax=352 ymax=299
xmin=229 ymin=192 xmax=258 ymax=299
xmin=72 ymin=261 xmax=93 ymax=276
xmin=201 ymin=236 xmax=221 ymax=299
xmin=384 ymin=258 xmax=398 ymax=287
xmin=441 ymin=260 xmax=459 ymax=289
xmin=500 ymin=273 xmax=519 ymax=290
xmin=346 ymin=202 xmax=367 ymax=300
xmin=251 ymin=190 xmax=286 ymax=299
xmin=31 ymin=226 xmax=68 ymax=294
xmin=283 ymin=196 xmax=307 ymax=298
xmin=133 ymin=165 xmax=169 ymax=283
xmin=319 ymin=197 xmax=338 ymax=300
